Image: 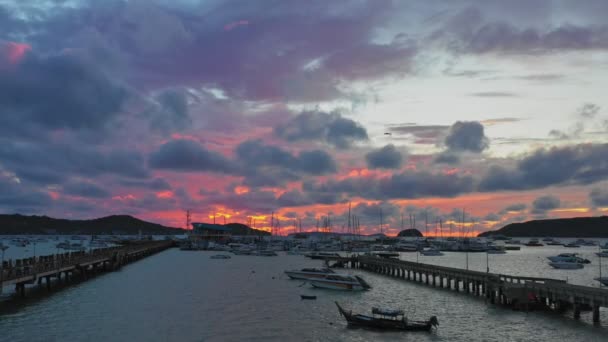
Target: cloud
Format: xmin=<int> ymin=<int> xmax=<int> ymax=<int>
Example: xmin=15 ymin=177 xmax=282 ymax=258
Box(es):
xmin=434 ymin=152 xmax=460 ymax=165
xmin=387 ymin=124 xmax=449 ymax=144
xmin=119 ymin=177 xmax=172 ymax=191
xmin=589 ymin=188 xmax=608 ymax=207
xmin=500 ymin=203 xmax=527 ymax=214
xmin=145 ymin=88 xmax=192 ymax=133
xmin=63 ymin=181 xmax=110 ymax=198
xmin=578 ymin=103 xmax=600 ymax=119
xmin=531 ymin=195 xmax=560 ymax=214
xmin=365 ymin=144 xmax=403 ymax=169
xmin=435 ymin=8 xmax=608 ymax=55
xmin=479 ymin=143 xmax=608 ymax=191
xmin=274 ymin=110 xmax=368 ymax=148
xmin=0 ymin=50 xmax=128 ymax=138
xmin=149 ymin=139 xmax=236 ymax=173
xmin=470 ymin=91 xmax=518 ymax=97
xmin=444 ymin=121 xmax=489 ymax=153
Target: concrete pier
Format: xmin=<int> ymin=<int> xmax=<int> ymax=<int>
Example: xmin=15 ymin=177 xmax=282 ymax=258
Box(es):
xmin=328 ymin=255 xmax=608 ymax=323
xmin=0 ymin=240 xmax=173 ymax=297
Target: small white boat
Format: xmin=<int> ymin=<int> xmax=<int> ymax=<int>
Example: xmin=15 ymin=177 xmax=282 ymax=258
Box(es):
xmin=309 ymin=275 xmax=371 ymax=291
xmin=547 ymin=253 xmax=590 ymax=263
xmin=210 ymin=254 xmax=231 ymax=259
xmin=548 ymin=261 xmax=584 ymax=269
xmin=284 ymin=268 xmax=335 ymax=280
xmin=420 ymin=247 xmax=444 ymax=256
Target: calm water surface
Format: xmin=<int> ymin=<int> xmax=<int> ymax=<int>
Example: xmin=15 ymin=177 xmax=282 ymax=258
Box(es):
xmin=1 ymin=245 xmax=608 ymax=341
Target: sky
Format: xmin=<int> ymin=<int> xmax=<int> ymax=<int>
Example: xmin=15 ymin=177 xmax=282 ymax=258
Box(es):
xmin=1 ymin=0 xmax=608 ymax=236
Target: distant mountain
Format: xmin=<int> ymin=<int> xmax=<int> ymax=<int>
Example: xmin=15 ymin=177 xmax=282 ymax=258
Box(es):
xmin=397 ymin=229 xmax=423 ymax=237
xmin=224 ymin=223 xmax=270 ymax=236
xmin=0 ymin=214 xmax=186 ymax=235
xmin=478 ymin=216 xmax=608 ymax=237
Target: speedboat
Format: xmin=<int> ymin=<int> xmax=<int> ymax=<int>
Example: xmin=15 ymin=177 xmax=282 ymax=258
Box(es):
xmin=309 ymin=275 xmax=371 ymax=291
xmin=563 ymin=242 xmax=580 ymax=248
xmin=419 ymin=247 xmax=444 ymax=256
xmin=284 ymin=268 xmax=335 ymax=280
xmin=548 ymin=261 xmax=584 ymax=269
xmin=525 ymin=239 xmax=543 ymax=247
xmin=335 ymin=302 xmax=438 ymax=331
xmin=547 ymin=253 xmax=590 ymax=263
xmin=595 ymin=277 xmax=608 ymax=286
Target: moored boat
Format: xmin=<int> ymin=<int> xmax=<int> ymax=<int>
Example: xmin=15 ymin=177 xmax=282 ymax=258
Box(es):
xmin=595 ymin=277 xmax=608 ymax=286
xmin=548 ymin=261 xmax=584 ymax=269
xmin=547 ymin=253 xmax=590 ymax=263
xmin=525 ymin=239 xmax=543 ymax=247
xmin=210 ymin=254 xmax=231 ymax=259
xmin=419 ymin=247 xmax=444 ymax=256
xmin=284 ymin=268 xmax=335 ymax=280
xmin=335 ymin=302 xmax=438 ymax=331
xmin=310 ymin=275 xmax=371 ymax=291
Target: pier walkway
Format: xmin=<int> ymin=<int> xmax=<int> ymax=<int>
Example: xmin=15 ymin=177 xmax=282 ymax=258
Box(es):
xmin=0 ymin=240 xmax=173 ymax=296
xmin=332 ymin=255 xmax=608 ymax=323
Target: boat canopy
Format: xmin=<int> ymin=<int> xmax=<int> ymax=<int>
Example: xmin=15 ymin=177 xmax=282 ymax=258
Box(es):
xmin=372 ymin=307 xmax=404 ymax=317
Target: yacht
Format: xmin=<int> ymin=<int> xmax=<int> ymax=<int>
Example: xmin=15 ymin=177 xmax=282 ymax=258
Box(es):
xmin=548 ymin=261 xmax=584 ymax=269
xmin=524 ymin=239 xmax=543 ymax=247
xmin=309 ymin=275 xmax=371 ymax=291
xmin=284 ymin=268 xmax=335 ymax=280
xmin=419 ymin=247 xmax=444 ymax=256
xmin=547 ymin=253 xmax=590 ymax=263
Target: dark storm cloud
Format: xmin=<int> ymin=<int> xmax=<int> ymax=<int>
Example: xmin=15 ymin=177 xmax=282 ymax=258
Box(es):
xmin=578 ymin=103 xmax=600 ymax=119
xmin=435 ymin=7 xmax=608 ymax=55
xmin=434 ymin=152 xmax=460 ymax=165
xmin=119 ymin=177 xmax=172 ymax=191
xmin=274 ymin=110 xmax=368 ymax=149
xmin=444 ymin=121 xmax=489 ymax=153
xmin=0 ymin=51 xmax=128 ymax=138
xmin=63 ymin=181 xmax=110 ymax=198
xmin=305 ymin=171 xmax=474 ymax=200
xmin=8 ymin=0 xmax=415 ymax=103
xmin=0 ymin=176 xmax=53 ymax=212
xmin=589 ymin=188 xmax=608 ymax=207
xmin=148 ymin=139 xmax=236 ymax=173
xmin=365 ymin=144 xmax=403 ymax=169
xmin=0 ymin=140 xmax=148 ymax=184
xmin=531 ymin=195 xmax=560 ymax=214
xmin=479 ymin=143 xmax=608 ymax=191
xmin=146 ymin=88 xmax=192 ymax=133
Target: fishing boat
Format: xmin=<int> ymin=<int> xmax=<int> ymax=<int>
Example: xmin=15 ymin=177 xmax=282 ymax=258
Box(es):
xmin=419 ymin=247 xmax=444 ymax=256
xmin=548 ymin=261 xmax=584 ymax=269
xmin=284 ymin=268 xmax=335 ymax=280
xmin=309 ymin=275 xmax=371 ymax=291
xmin=210 ymin=254 xmax=231 ymax=259
xmin=335 ymin=302 xmax=438 ymax=332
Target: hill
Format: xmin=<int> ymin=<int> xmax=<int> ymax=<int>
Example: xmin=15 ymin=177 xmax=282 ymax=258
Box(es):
xmin=397 ymin=229 xmax=423 ymax=237
xmin=478 ymin=216 xmax=608 ymax=238
xmin=0 ymin=214 xmax=186 ymax=235
xmin=225 ymin=223 xmax=270 ymax=236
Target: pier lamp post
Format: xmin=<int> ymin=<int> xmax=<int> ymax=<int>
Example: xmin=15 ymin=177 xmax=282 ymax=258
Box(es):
xmin=599 ymin=245 xmax=603 ymax=288
xmin=0 ymin=244 xmax=9 ymax=292
xmin=486 ymin=250 xmax=489 ymax=273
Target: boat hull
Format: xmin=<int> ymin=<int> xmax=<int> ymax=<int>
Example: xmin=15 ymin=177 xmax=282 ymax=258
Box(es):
xmin=335 ymin=302 xmax=436 ymax=332
xmin=310 ymin=280 xmax=366 ymax=291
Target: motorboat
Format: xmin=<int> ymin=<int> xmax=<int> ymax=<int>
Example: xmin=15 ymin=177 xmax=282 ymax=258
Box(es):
xmin=305 ymin=252 xmax=341 ymax=259
xmin=548 ymin=261 xmax=584 ymax=269
xmin=252 ymin=250 xmax=278 ymax=256
xmin=419 ymin=247 xmax=444 ymax=256
xmin=210 ymin=254 xmax=231 ymax=259
xmin=563 ymin=242 xmax=580 ymax=248
xmin=335 ymin=302 xmax=438 ymax=332
xmin=393 ymin=242 xmax=419 ymax=252
xmin=56 ymin=241 xmax=86 ymax=251
xmin=596 ymin=251 xmax=608 ymax=258
xmin=284 ymin=268 xmax=335 ymax=280
xmin=547 ymin=253 xmax=590 ymax=263
xmin=309 ymin=275 xmax=371 ymax=291
xmin=595 ymin=277 xmax=608 ymax=286
xmin=524 ymin=239 xmax=543 ymax=247
xmin=486 ymin=247 xmax=507 ymax=254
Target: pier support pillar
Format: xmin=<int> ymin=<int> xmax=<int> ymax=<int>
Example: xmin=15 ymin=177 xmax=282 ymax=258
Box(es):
xmin=593 ymin=305 xmax=600 ymax=323
xmin=46 ymin=276 xmax=51 ymax=291
xmin=432 ymin=274 xmax=436 ymax=287
xmin=574 ymin=304 xmax=581 ymax=320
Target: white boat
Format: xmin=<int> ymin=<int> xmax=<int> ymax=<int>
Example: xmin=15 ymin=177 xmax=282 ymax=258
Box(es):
xmin=547 ymin=253 xmax=590 ymax=263
xmin=394 ymin=242 xmax=419 ymax=252
xmin=284 ymin=268 xmax=335 ymax=280
xmin=420 ymin=247 xmax=444 ymax=256
xmin=548 ymin=261 xmax=584 ymax=269
xmin=309 ymin=275 xmax=371 ymax=291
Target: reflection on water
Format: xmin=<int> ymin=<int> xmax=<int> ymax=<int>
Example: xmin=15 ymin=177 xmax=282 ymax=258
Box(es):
xmin=1 ymin=246 xmax=608 ymax=341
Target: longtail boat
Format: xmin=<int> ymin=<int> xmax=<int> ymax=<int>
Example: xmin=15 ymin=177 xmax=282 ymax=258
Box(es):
xmin=335 ymin=302 xmax=438 ymax=332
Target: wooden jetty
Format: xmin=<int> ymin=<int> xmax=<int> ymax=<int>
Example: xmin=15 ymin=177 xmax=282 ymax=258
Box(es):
xmin=0 ymin=240 xmax=173 ymax=297
xmin=330 ymin=255 xmax=608 ymax=323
